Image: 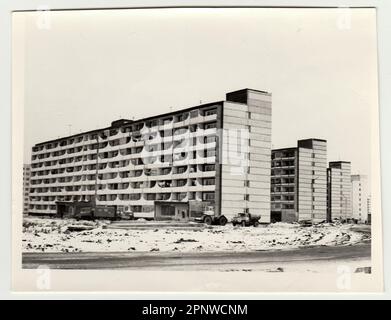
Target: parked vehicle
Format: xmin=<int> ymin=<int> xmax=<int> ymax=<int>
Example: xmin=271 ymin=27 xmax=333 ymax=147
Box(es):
xmin=232 ymin=212 xmax=261 ymax=227
xmin=201 ymin=214 xmax=228 ymax=226
xmin=74 ymin=205 xmax=118 ymax=221
xmin=202 ymin=206 xmax=228 ymax=226
xmin=190 ymin=205 xmax=228 ymax=226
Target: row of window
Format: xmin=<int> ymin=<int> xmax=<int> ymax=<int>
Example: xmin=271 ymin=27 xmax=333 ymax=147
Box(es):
xmin=32 ymin=135 xmax=218 ymax=166
xmin=31 ymin=146 xmax=217 ymax=169
xmin=271 ymin=177 xmax=295 ymax=184
xmin=271 ymin=169 xmax=295 ymax=176
xmin=32 ymin=112 xmax=218 ymax=153
xmin=31 ymin=178 xmax=215 ymax=192
xmin=271 ymin=160 xmax=295 ymax=168
xmin=28 ymin=191 xmax=216 ymax=210
xmin=271 ymin=151 xmax=295 ymax=159
xmin=30 ymin=164 xmax=216 ymax=183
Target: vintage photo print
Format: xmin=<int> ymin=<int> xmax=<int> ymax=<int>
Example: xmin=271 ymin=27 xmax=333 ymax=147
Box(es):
xmin=11 ymin=7 xmax=383 ymax=292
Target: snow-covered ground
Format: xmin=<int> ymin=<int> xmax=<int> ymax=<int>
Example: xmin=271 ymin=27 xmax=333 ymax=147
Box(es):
xmin=22 ymin=217 xmax=369 ymax=253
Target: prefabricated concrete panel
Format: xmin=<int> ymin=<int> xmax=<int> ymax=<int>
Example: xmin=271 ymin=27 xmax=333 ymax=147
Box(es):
xmin=221 ymin=90 xmax=272 ymax=223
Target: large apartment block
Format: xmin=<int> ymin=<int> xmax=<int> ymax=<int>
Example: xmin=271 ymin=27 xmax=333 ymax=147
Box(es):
xmin=23 ymin=164 xmax=31 ymax=214
xmin=327 ymin=161 xmax=352 ymax=221
xmin=271 ymin=138 xmax=327 ymax=223
xmin=28 ymin=88 xmax=272 ymax=222
xmin=351 ymin=174 xmax=370 ymax=223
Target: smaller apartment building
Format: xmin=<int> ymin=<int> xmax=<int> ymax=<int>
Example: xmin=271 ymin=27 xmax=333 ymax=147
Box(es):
xmin=271 ymin=138 xmax=327 ymax=223
xmin=351 ymin=174 xmax=370 ymax=223
xmin=327 ymin=161 xmax=352 ymax=221
xmin=23 ymin=164 xmax=31 ymax=214
xmin=271 ymin=147 xmax=297 ymax=222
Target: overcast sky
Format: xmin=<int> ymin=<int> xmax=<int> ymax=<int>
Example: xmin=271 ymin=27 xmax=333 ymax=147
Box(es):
xmin=18 ymin=8 xmax=377 ymax=176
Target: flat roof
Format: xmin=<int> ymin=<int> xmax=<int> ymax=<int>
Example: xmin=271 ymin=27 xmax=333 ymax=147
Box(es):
xmin=298 ymin=138 xmax=327 ymax=143
xmin=329 ymin=161 xmax=351 ymax=164
xmin=227 ymin=88 xmax=271 ymax=95
xmin=35 ymin=100 xmax=224 ymax=147
xmin=272 ymin=147 xmax=297 ymax=152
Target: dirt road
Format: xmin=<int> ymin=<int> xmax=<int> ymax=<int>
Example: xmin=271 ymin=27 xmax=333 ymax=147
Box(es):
xmin=22 ymin=243 xmax=370 ymax=271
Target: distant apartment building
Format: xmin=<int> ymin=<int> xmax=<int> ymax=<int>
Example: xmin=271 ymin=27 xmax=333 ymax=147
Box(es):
xmin=351 ymin=174 xmax=370 ymax=223
xmin=367 ymin=195 xmax=372 ymax=224
xmin=28 ymin=88 xmax=272 ymax=222
xmin=271 ymin=138 xmax=327 ymax=222
xmin=23 ymin=164 xmax=31 ymax=214
xmin=327 ymin=161 xmax=352 ymax=221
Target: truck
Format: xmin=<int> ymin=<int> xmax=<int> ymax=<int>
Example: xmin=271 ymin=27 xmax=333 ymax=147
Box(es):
xmin=201 ymin=206 xmax=228 ymax=226
xmin=74 ymin=205 xmax=119 ymax=221
xmin=231 ymin=212 xmax=261 ymax=227
xmin=189 ymin=203 xmax=228 ymax=226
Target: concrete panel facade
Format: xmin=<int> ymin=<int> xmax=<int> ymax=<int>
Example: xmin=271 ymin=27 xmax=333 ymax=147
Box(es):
xmin=221 ymin=89 xmax=272 ymax=222
xmin=327 ymin=161 xmax=352 ymax=221
xmin=297 ymin=139 xmax=327 ymax=222
xmin=351 ymin=174 xmax=370 ymax=223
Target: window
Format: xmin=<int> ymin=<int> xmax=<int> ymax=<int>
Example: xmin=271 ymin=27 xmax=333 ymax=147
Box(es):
xmin=204 ymin=109 xmax=217 ymax=116
xmin=161 ymin=205 xmax=176 ymax=216
xmin=203 ymin=178 xmax=215 ymax=186
xmin=205 ymin=150 xmax=216 ymax=158
xmin=190 ymin=110 xmax=199 ymax=118
xmin=204 ymin=164 xmax=215 ymax=172
xmin=176 ymin=180 xmax=187 ymax=187
xmin=204 ymin=122 xmax=216 ymax=129
xmin=176 ymin=166 xmax=187 ymax=174
xmin=203 ymin=192 xmax=215 ymax=201
xmin=204 ymin=136 xmax=216 ymax=144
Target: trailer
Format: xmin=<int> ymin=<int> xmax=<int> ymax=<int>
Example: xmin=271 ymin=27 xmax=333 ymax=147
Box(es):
xmin=56 ymin=201 xmax=118 ymax=220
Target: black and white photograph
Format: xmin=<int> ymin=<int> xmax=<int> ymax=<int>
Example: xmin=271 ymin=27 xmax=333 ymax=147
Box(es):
xmin=11 ymin=6 xmax=382 ymax=292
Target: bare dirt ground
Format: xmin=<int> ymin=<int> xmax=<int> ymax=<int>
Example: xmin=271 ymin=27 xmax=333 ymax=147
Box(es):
xmin=22 ymin=218 xmax=371 ymax=271
xmin=22 ymin=243 xmax=370 ymax=272
xmin=22 ymin=217 xmax=370 ymax=253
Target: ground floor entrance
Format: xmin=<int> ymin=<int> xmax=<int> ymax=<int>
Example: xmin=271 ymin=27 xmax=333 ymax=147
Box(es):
xmin=154 ymin=201 xmax=190 ymax=221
